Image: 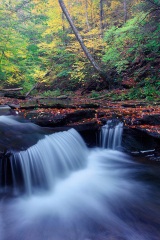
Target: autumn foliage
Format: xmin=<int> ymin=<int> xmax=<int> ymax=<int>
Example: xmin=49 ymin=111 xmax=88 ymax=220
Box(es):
xmin=0 ymin=0 xmax=159 ymax=100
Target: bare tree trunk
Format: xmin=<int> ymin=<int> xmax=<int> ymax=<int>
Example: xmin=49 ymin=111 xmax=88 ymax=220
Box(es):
xmin=58 ymin=0 xmax=101 ymax=73
xmin=62 ymin=12 xmax=68 ymax=46
xmin=84 ymin=0 xmax=91 ymax=31
xmin=123 ymin=0 xmax=127 ymax=23
xmin=62 ymin=12 xmax=65 ymax=32
xmin=100 ymin=0 xmax=104 ymax=37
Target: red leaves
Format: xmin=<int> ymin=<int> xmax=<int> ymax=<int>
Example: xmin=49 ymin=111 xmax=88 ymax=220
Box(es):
xmin=0 ymin=94 xmax=159 ymax=138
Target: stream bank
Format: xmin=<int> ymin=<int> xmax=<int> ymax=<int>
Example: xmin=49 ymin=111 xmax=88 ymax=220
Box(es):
xmin=0 ymin=94 xmax=160 ymax=161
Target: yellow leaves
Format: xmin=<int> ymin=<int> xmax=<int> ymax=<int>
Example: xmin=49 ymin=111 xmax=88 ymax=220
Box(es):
xmin=4 ymin=64 xmax=19 ymax=73
xmin=40 ymin=1 xmax=62 ymax=36
xmin=4 ymin=51 xmax=13 ymax=58
xmin=110 ymin=0 xmax=121 ymax=9
xmin=38 ymin=0 xmax=106 ymax=62
xmin=4 ymin=65 xmax=24 ymax=85
xmin=38 ymin=39 xmax=59 ymax=54
xmin=70 ymin=61 xmax=86 ymax=82
xmin=33 ymin=68 xmax=46 ymax=80
xmin=32 ymin=0 xmax=47 ymax=14
xmin=43 ymin=18 xmax=62 ymax=35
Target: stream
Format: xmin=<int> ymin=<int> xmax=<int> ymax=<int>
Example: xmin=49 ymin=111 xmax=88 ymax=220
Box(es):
xmin=0 ymin=116 xmax=160 ymax=240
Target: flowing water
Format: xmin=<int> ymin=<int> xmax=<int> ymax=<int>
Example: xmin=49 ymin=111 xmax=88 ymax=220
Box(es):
xmin=100 ymin=120 xmax=123 ymax=149
xmin=0 ymin=117 xmax=160 ymax=240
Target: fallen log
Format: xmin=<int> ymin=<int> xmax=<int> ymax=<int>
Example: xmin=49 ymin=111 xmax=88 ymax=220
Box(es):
xmin=2 ymin=87 xmax=23 ymax=92
xmin=4 ymin=93 xmax=26 ymax=99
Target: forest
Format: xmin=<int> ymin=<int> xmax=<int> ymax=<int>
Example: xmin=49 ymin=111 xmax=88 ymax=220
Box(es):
xmin=1 ymin=2 xmax=160 ymax=240
xmin=0 ymin=0 xmax=159 ymax=101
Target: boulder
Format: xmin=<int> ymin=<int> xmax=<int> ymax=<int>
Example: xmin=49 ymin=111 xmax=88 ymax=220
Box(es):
xmin=122 ymin=127 xmax=158 ymax=154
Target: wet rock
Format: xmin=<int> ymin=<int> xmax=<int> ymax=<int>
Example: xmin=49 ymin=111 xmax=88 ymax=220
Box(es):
xmin=66 ymin=110 xmax=96 ymax=123
xmin=125 ymin=115 xmax=160 ymax=128
xmin=140 ymin=114 xmax=160 ymax=125
xmin=19 ymin=103 xmax=76 ymax=110
xmin=21 ymin=109 xmax=96 ymax=128
xmin=0 ymin=117 xmax=47 ymax=152
xmin=0 ymin=105 xmax=11 ymax=116
xmin=136 ymin=126 xmax=160 ymax=139
xmin=40 ymin=103 xmax=76 ymax=109
xmin=97 ymin=112 xmax=106 ymax=118
xmin=8 ymin=104 xmax=20 ymax=109
xmin=24 ymin=112 xmax=67 ymax=127
xmin=51 ymin=121 xmax=99 ymax=147
xmin=122 ymin=127 xmax=158 ymax=154
xmin=77 ymin=103 xmax=100 ymax=108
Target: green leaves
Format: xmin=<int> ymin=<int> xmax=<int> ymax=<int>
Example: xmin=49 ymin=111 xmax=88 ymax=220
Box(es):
xmin=0 ymin=0 xmax=49 ymax=89
xmin=103 ymin=10 xmax=160 ymax=73
xmin=0 ymin=0 xmax=159 ymax=96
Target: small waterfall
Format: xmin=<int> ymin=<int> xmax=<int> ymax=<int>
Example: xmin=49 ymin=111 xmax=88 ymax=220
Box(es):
xmin=101 ymin=120 xmax=123 ymax=149
xmin=0 ymin=124 xmax=88 ymax=195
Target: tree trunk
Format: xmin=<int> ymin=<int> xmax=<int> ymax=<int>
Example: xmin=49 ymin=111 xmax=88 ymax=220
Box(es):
xmin=123 ymin=0 xmax=127 ymax=23
xmin=100 ymin=0 xmax=104 ymax=37
xmin=58 ymin=0 xmax=101 ymax=73
xmin=84 ymin=0 xmax=91 ymax=31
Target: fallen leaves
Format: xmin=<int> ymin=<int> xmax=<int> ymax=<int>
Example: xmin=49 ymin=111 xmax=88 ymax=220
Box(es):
xmin=0 ymin=94 xmax=160 ymax=137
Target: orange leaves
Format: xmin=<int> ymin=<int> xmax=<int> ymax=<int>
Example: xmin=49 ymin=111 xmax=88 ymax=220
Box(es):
xmin=0 ymin=93 xmax=159 ymax=138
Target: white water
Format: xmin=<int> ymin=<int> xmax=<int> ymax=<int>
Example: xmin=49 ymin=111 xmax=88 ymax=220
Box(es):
xmin=12 ymin=128 xmax=87 ymax=195
xmin=0 ymin=116 xmax=160 ymax=240
xmin=101 ymin=120 xmax=123 ymax=149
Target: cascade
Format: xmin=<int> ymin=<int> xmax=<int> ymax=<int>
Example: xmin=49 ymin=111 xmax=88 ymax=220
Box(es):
xmin=101 ymin=120 xmax=123 ymax=149
xmin=13 ymin=128 xmax=87 ymax=195
xmin=0 ymin=126 xmax=87 ymax=195
xmin=0 ymin=116 xmax=160 ymax=240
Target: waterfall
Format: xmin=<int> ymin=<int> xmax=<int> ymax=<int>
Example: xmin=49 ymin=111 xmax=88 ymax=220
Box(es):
xmin=101 ymin=120 xmax=123 ymax=149
xmin=6 ymin=128 xmax=88 ymax=195
xmin=0 ymin=116 xmax=160 ymax=240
